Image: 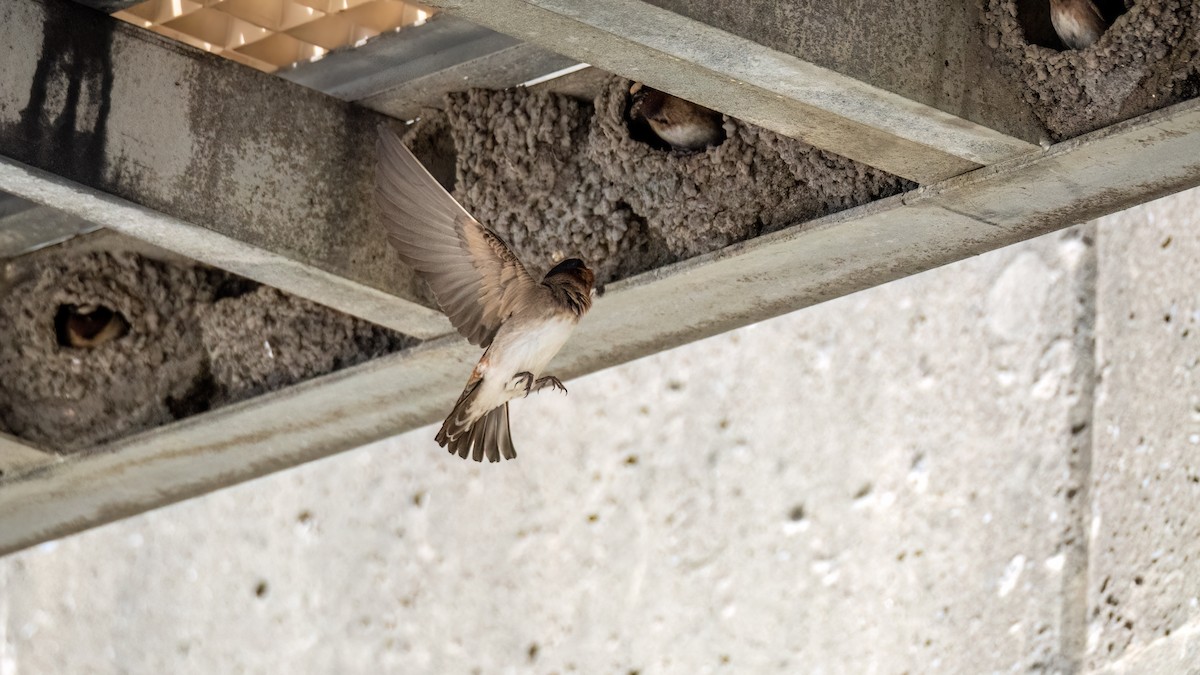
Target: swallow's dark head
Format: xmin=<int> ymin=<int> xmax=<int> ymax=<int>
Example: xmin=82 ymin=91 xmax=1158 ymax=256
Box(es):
xmin=546 ymin=257 xmax=587 ymax=276
xmin=628 ymin=82 xmax=667 ymax=122
xmin=544 ymin=259 xmax=596 ymax=317
xmin=544 ymin=258 xmax=596 ymax=315
xmin=544 ymin=257 xmax=595 ymax=290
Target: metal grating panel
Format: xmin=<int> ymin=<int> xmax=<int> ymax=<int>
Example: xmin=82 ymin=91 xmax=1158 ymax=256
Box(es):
xmin=112 ymin=0 xmax=436 ymax=72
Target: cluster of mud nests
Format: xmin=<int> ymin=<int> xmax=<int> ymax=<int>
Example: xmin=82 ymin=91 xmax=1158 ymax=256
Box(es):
xmin=0 ymin=77 xmax=912 ymax=453
xmin=0 ymin=251 xmax=414 ymax=453
xmin=406 ymin=77 xmax=914 ymax=283
xmin=982 ymin=0 xmax=1200 ymax=140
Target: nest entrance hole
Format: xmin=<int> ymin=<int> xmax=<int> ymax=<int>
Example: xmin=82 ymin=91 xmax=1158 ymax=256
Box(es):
xmin=54 ymin=304 xmax=129 ymax=349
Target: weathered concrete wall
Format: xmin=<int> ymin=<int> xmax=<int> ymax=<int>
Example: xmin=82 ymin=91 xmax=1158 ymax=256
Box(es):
xmin=0 ymin=189 xmax=1197 ymax=672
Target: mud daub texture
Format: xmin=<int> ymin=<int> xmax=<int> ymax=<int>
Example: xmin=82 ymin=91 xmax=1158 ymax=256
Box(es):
xmin=421 ymin=78 xmax=912 ymax=283
xmin=0 ymin=252 xmax=413 ymax=453
xmin=981 ymin=0 xmax=1200 ymax=141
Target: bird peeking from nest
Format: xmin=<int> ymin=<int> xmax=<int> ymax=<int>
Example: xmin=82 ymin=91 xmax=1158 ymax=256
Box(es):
xmin=1050 ymin=0 xmax=1108 ymax=50
xmin=628 ymin=82 xmax=725 ymax=152
xmin=55 ymin=304 xmax=129 ymax=349
xmin=376 ymin=127 xmax=597 ymax=463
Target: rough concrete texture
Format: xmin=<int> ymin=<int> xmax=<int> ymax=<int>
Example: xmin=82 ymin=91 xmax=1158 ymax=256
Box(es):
xmin=1092 ymin=621 xmax=1200 ymax=674
xmin=420 ymin=78 xmax=911 ymax=282
xmin=981 ymin=0 xmax=1200 ymax=140
xmin=0 ymin=225 xmax=1097 ymax=673
xmin=0 ymin=251 xmax=413 ymax=453
xmin=1086 ymin=188 xmax=1200 ymax=668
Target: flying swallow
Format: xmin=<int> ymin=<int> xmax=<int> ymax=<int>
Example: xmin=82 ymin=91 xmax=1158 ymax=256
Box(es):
xmin=628 ymin=82 xmax=724 ymax=152
xmin=1050 ymin=0 xmax=1107 ymax=50
xmin=376 ymin=127 xmax=596 ymax=463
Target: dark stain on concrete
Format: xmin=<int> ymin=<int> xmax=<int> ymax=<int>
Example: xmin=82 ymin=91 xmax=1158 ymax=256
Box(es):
xmin=11 ymin=4 xmax=115 ymax=187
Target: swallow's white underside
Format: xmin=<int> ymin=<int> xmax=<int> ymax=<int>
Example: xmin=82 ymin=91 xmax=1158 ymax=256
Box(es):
xmin=465 ymin=315 xmax=578 ymax=422
xmin=654 ymin=122 xmax=715 ymax=150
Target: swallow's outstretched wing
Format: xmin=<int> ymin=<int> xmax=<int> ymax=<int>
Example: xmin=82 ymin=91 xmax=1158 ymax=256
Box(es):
xmin=376 ymin=127 xmax=538 ymax=347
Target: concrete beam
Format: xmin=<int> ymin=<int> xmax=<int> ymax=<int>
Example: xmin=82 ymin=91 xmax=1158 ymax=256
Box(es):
xmin=0 ymin=97 xmax=1197 ymax=556
xmin=0 ymin=231 xmax=1098 ymax=671
xmin=0 ymin=0 xmax=450 ymax=338
xmin=424 ymin=0 xmax=1043 ymax=183
xmin=281 ymin=14 xmax=579 ymax=121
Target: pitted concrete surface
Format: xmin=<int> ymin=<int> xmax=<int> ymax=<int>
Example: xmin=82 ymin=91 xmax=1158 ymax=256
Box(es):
xmin=1087 ymin=189 xmax=1200 ymax=668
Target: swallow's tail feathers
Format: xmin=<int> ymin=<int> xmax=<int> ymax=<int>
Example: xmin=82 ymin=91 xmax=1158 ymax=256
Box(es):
xmin=435 ymin=378 xmax=516 ymax=463
xmin=439 ymin=403 xmax=516 ymax=463
xmin=436 ymin=378 xmax=479 ymax=448
xmin=478 ymin=403 xmax=516 ymax=462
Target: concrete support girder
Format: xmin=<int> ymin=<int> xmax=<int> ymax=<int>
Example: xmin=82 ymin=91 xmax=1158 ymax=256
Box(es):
xmin=1 ymin=96 xmax=1198 ymax=556
xmin=0 ymin=0 xmax=450 ymax=339
xmin=423 ymin=0 xmax=1044 ymax=184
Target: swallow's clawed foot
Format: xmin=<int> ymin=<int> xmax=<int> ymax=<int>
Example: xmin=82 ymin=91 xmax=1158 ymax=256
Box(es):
xmin=513 ymin=371 xmax=535 ymax=396
xmin=533 ymin=375 xmax=567 ymax=395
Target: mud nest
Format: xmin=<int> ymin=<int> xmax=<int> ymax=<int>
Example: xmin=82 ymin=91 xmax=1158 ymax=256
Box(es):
xmin=410 ymin=77 xmax=913 ymax=283
xmin=0 ymin=252 xmax=414 ymax=453
xmin=981 ymin=0 xmax=1200 ymax=140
